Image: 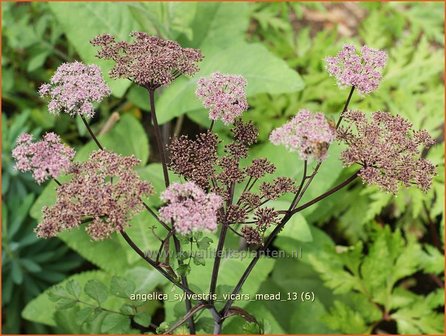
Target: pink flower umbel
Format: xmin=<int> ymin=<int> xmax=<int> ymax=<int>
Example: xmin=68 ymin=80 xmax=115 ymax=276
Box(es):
xmin=269 ymin=109 xmax=336 ymax=161
xmin=196 ymin=72 xmax=248 ymax=124
xmin=91 ymin=32 xmax=203 ymax=88
xmin=159 ymin=182 xmax=223 ymax=235
xmin=36 ymin=150 xmax=154 ymax=240
xmin=39 ymin=61 xmax=111 ymax=118
xmin=12 ymin=132 xmax=75 ymax=184
xmin=338 ymin=110 xmax=436 ymax=193
xmin=325 ymin=44 xmax=387 ymax=95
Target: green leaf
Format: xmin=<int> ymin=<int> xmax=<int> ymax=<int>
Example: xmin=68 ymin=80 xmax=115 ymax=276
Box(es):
xmin=134 ymin=312 xmax=152 ymax=327
xmin=65 ymin=280 xmax=81 ymax=299
xmin=290 ymin=299 xmax=335 ymax=333
xmin=76 ymin=307 xmax=93 ymax=325
xmin=119 ymin=304 xmax=134 ymax=315
xmin=84 ymin=279 xmax=108 ymax=305
xmin=176 ymin=264 xmax=191 ymax=277
xmin=110 ymin=276 xmax=135 ymax=299
xmin=27 ymin=50 xmax=50 ymax=72
xmin=157 ymin=43 xmax=304 ymax=124
xmin=322 ymin=300 xmax=369 ymax=334
xmin=75 ymin=114 xmax=149 ymax=166
xmin=192 ymin=254 xmax=206 ymax=266
xmin=48 ymin=2 xmax=141 ymax=97
xmin=277 ymin=210 xmax=312 ymax=243
xmin=101 ymin=312 xmax=130 ymax=333
xmin=197 ymin=236 xmax=213 ymax=249
xmin=54 ymin=297 xmax=78 ymax=310
xmin=59 ymin=228 xmax=132 ymax=274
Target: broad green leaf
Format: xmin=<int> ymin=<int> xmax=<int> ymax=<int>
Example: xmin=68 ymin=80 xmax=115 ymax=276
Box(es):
xmin=275 ymin=207 xmax=312 ymax=243
xmin=156 ymin=43 xmax=304 ymax=124
xmin=48 ymin=2 xmax=140 ymax=97
xmin=75 ymin=114 xmax=149 ymax=166
xmin=76 ymin=307 xmax=95 ymax=325
xmin=59 ymin=228 xmax=132 ymax=274
xmin=65 ymin=280 xmax=81 ymax=299
xmin=290 ymin=299 xmax=335 ymax=333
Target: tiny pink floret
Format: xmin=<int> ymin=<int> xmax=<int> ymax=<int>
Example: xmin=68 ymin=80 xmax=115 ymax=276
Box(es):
xmin=325 ymin=44 xmax=387 ymax=95
xmin=159 ymin=182 xmax=223 ymax=235
xmin=196 ymin=72 xmax=248 ymax=125
xmin=269 ymin=109 xmax=336 ymax=161
xmin=39 ymin=61 xmax=111 ymax=118
xmin=12 ymin=132 xmax=75 ymax=184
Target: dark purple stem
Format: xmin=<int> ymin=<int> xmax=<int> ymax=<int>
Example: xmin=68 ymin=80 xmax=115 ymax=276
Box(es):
xmin=147 ymin=87 xmax=197 ymax=333
xmin=148 ymin=88 xmax=170 ymax=187
xmin=220 ymin=86 xmax=357 ymax=322
xmin=81 ymin=116 xmax=104 ymax=150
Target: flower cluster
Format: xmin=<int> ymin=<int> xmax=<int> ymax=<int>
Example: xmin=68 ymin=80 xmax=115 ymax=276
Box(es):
xmin=36 ymin=150 xmax=153 ymax=240
xmin=12 ymin=133 xmax=75 ymax=184
xmin=39 ymin=61 xmax=111 ymax=118
xmin=337 ymin=110 xmax=436 ymax=193
xmin=270 ymin=109 xmax=336 ymax=161
xmin=196 ymin=72 xmax=248 ymax=124
xmin=91 ymin=32 xmax=203 ymax=88
xmin=325 ymin=44 xmax=387 ymax=95
xmin=259 ymin=177 xmax=297 ymax=201
xmin=159 ymin=182 xmax=223 ymax=235
xmin=241 ymin=226 xmax=262 ymax=245
xmin=168 ymin=132 xmax=219 ymax=189
xmin=232 ymin=119 xmax=258 ymax=146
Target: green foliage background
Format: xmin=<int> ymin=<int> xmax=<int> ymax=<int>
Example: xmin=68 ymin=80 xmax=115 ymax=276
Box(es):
xmin=2 ymin=2 xmax=444 ymax=334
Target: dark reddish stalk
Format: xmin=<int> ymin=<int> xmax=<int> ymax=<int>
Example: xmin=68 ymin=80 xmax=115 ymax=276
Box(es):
xmin=80 ymin=110 xmax=197 ymax=332
xmin=81 ymin=116 xmax=104 ymax=150
xmin=221 ymin=171 xmax=359 ymax=316
xmin=290 ymin=171 xmax=359 ymax=215
xmin=209 ymin=182 xmax=235 ymax=303
xmin=148 ymin=88 xmax=170 ymax=187
xmin=336 ymin=86 xmax=355 ymax=128
xmin=120 ymin=231 xmax=196 ymax=295
xmin=147 ymin=87 xmax=196 ymax=333
xmin=219 ymin=86 xmax=357 ymax=323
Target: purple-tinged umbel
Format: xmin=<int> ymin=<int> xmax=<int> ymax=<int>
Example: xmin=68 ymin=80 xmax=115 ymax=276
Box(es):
xmin=337 ymin=110 xmax=436 ymax=193
xmin=196 ymin=72 xmax=249 ymax=124
xmin=325 ymin=44 xmax=387 ymax=95
xmin=159 ymin=182 xmax=223 ymax=235
xmin=12 ymin=132 xmax=75 ymax=184
xmin=36 ymin=150 xmax=153 ymax=240
xmin=270 ymin=109 xmax=336 ymax=161
xmin=91 ymin=32 xmax=203 ymax=89
xmin=38 ymin=61 xmax=111 ymax=118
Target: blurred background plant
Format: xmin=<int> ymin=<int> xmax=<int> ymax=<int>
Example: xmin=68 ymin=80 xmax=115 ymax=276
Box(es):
xmin=2 ymin=2 xmax=444 ymax=334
